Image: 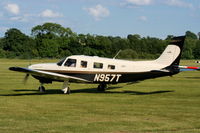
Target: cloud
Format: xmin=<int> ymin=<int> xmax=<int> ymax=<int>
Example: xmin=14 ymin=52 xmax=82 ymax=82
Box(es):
xmin=5 ymin=3 xmax=20 ymax=15
xmin=138 ymin=16 xmax=147 ymax=21
xmin=40 ymin=9 xmax=63 ymax=18
xmin=126 ymin=0 xmax=153 ymax=6
xmin=85 ymin=4 xmax=110 ymax=21
xmin=9 ymin=16 xmax=28 ymax=22
xmin=165 ymin=0 xmax=193 ymax=8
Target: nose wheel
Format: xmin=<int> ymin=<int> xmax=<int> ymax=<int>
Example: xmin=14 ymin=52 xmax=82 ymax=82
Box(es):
xmin=61 ymin=80 xmax=71 ymax=94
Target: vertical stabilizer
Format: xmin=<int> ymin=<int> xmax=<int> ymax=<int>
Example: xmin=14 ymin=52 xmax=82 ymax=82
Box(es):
xmin=155 ymin=36 xmax=185 ymax=66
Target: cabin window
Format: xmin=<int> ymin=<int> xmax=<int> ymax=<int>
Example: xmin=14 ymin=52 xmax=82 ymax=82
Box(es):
xmin=64 ymin=58 xmax=76 ymax=67
xmin=108 ymin=65 xmax=115 ymax=70
xmin=93 ymin=62 xmax=103 ymax=69
xmin=81 ymin=61 xmax=87 ymax=68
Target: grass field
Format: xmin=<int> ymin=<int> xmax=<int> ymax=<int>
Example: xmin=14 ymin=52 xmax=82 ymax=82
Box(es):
xmin=0 ymin=59 xmax=200 ymax=133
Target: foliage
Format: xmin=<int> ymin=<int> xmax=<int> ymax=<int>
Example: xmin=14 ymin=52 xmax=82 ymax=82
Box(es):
xmin=186 ymin=31 xmax=198 ymax=40
xmin=118 ymin=49 xmax=138 ymax=59
xmin=1 ymin=28 xmax=36 ymax=58
xmin=0 ymin=22 xmax=200 ymax=59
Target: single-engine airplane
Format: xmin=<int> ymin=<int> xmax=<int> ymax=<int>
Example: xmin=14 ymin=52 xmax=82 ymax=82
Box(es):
xmin=9 ymin=36 xmax=199 ymax=94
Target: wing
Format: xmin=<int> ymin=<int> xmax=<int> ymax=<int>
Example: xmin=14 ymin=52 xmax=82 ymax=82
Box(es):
xmin=9 ymin=67 xmax=89 ymax=82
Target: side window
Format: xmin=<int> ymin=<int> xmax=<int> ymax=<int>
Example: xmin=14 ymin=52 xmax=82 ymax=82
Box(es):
xmin=64 ymin=58 xmax=76 ymax=67
xmin=108 ymin=65 xmax=115 ymax=70
xmin=93 ymin=62 xmax=103 ymax=69
xmin=81 ymin=61 xmax=87 ymax=68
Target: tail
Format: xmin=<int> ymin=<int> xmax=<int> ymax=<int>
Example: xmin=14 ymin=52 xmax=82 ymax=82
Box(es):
xmin=155 ymin=36 xmax=186 ymax=67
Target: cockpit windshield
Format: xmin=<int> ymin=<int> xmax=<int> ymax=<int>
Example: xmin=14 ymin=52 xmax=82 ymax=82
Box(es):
xmin=57 ymin=58 xmax=66 ymax=66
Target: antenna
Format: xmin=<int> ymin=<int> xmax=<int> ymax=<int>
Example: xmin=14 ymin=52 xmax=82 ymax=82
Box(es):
xmin=113 ymin=50 xmax=121 ymax=59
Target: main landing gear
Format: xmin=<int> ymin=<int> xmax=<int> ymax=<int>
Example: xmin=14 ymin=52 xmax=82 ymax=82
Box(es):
xmin=38 ymin=82 xmax=107 ymax=94
xmin=38 ymin=83 xmax=46 ymax=92
xmin=97 ymin=84 xmax=107 ymax=92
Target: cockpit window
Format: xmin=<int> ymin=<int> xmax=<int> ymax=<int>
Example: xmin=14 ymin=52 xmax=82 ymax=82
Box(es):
xmin=64 ymin=58 xmax=77 ymax=67
xmin=57 ymin=58 xmax=66 ymax=66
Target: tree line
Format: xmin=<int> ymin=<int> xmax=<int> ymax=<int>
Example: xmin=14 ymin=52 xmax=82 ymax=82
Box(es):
xmin=0 ymin=22 xmax=200 ymax=59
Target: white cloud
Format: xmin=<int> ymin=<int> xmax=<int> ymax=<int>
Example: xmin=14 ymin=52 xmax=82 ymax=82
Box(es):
xmin=138 ymin=16 xmax=147 ymax=21
xmin=9 ymin=16 xmax=28 ymax=22
xmin=5 ymin=3 xmax=20 ymax=15
xmin=85 ymin=4 xmax=110 ymax=21
xmin=165 ymin=0 xmax=193 ymax=8
xmin=40 ymin=9 xmax=63 ymax=18
xmin=126 ymin=0 xmax=153 ymax=6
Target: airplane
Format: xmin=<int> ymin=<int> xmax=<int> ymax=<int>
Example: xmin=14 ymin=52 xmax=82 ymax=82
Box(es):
xmin=195 ymin=61 xmax=200 ymax=64
xmin=9 ymin=35 xmax=198 ymax=94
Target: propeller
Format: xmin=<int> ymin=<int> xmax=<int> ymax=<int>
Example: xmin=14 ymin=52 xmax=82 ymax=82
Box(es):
xmin=23 ymin=58 xmax=32 ymax=84
xmin=23 ymin=74 xmax=30 ymax=84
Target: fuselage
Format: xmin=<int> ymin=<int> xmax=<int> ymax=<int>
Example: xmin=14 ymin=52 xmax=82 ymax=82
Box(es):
xmin=28 ymin=55 xmax=176 ymax=84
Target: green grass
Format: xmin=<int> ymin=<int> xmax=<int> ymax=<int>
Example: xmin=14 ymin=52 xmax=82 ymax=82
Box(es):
xmin=0 ymin=59 xmax=200 ymax=133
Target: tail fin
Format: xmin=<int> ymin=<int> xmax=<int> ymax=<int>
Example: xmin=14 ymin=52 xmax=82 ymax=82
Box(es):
xmin=155 ymin=36 xmax=186 ymax=66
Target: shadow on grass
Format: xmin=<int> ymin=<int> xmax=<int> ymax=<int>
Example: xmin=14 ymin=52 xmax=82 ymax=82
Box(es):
xmin=0 ymin=86 xmax=174 ymax=96
xmin=184 ymin=77 xmax=200 ymax=79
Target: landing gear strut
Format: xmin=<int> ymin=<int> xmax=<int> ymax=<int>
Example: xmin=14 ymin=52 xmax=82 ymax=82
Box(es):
xmin=97 ymin=84 xmax=107 ymax=92
xmin=38 ymin=83 xmax=45 ymax=92
xmin=62 ymin=80 xmax=71 ymax=94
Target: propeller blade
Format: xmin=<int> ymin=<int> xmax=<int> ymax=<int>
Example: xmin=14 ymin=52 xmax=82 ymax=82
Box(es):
xmin=23 ymin=74 xmax=29 ymax=84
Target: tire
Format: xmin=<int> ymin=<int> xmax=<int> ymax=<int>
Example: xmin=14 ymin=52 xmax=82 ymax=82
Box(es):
xmin=39 ymin=86 xmax=45 ymax=92
xmin=97 ymin=84 xmax=106 ymax=92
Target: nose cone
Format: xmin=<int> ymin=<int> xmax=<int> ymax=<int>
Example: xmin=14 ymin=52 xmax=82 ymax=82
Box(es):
xmin=28 ymin=65 xmax=33 ymax=69
xmin=28 ymin=63 xmax=57 ymax=70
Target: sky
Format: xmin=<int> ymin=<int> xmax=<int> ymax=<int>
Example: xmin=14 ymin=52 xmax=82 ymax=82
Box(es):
xmin=0 ymin=0 xmax=199 ymax=39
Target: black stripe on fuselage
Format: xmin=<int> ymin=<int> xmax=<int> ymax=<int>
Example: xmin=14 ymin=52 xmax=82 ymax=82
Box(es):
xmin=34 ymin=69 xmax=178 ymax=84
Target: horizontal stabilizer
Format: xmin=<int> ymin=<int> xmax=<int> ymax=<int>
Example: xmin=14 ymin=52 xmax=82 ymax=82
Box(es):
xmin=178 ymin=66 xmax=200 ymax=71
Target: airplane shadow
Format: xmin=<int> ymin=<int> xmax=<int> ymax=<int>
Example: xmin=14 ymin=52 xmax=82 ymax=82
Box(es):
xmin=184 ymin=77 xmax=200 ymax=79
xmin=0 ymin=87 xmax=174 ymax=96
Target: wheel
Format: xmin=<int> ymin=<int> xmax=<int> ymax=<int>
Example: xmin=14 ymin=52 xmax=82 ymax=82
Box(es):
xmin=63 ymin=87 xmax=71 ymax=94
xmin=66 ymin=87 xmax=71 ymax=94
xmin=38 ymin=86 xmax=45 ymax=92
xmin=97 ymin=84 xmax=106 ymax=92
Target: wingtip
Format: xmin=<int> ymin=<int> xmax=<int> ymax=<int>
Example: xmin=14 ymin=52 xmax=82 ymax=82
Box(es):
xmin=9 ymin=67 xmax=16 ymax=71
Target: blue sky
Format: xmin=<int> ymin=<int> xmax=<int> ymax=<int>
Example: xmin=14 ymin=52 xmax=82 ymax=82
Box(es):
xmin=0 ymin=0 xmax=199 ymax=38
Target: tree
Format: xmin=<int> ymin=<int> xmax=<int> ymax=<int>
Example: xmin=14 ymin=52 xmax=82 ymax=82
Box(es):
xmin=32 ymin=22 xmax=75 ymax=38
xmin=186 ymin=31 xmax=198 ymax=40
xmin=2 ymin=28 xmax=35 ymax=58
xmin=118 ymin=49 xmax=138 ymax=59
xmin=32 ymin=23 xmax=76 ymax=58
xmin=0 ymin=38 xmax=5 ymax=57
xmin=165 ymin=35 xmax=174 ymax=40
xmin=193 ymin=40 xmax=200 ymax=59
xmin=0 ymin=22 xmax=199 ymax=60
